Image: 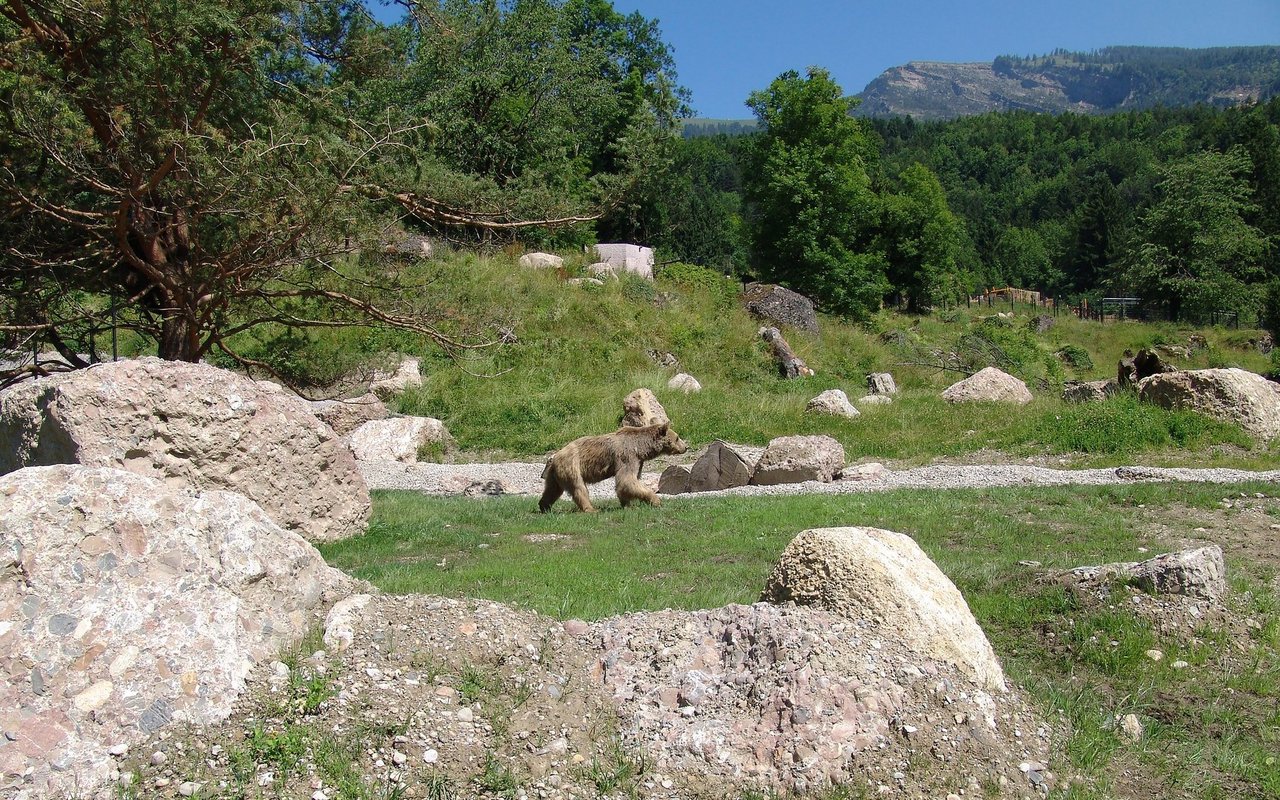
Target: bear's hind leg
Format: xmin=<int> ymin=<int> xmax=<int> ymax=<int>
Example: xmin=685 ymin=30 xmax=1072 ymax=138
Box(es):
xmin=539 ymin=474 xmax=564 ymax=512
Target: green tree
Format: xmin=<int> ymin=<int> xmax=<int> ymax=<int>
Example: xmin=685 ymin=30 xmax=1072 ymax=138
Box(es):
xmin=1117 ymin=148 xmax=1269 ymax=321
xmin=881 ymin=163 xmax=968 ymax=311
xmin=395 ymin=0 xmax=685 ymax=245
xmin=743 ymin=67 xmax=886 ymax=318
xmin=0 ymin=0 xmax=675 ymax=381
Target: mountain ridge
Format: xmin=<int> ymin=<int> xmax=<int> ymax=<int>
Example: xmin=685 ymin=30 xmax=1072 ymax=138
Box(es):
xmin=851 ymin=45 xmax=1280 ymax=120
xmin=683 ymin=45 xmax=1280 ymax=131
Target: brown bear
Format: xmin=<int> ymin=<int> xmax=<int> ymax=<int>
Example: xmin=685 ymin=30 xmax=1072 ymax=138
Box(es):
xmin=539 ymin=422 xmax=689 ymax=512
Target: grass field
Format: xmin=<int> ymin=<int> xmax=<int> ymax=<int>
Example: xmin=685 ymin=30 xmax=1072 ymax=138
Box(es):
xmin=215 ymin=252 xmax=1279 ymax=469
xmin=320 ymin=483 xmax=1280 ymax=799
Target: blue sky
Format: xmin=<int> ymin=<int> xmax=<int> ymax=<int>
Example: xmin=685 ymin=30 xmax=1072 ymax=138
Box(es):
xmin=371 ymin=1 xmax=1280 ymax=118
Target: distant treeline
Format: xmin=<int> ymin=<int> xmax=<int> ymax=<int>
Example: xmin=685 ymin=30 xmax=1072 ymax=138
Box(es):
xmin=652 ymin=97 xmax=1280 ymax=326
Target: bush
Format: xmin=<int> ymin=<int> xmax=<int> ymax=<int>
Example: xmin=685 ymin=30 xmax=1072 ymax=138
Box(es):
xmin=1056 ymin=344 xmax=1094 ymax=370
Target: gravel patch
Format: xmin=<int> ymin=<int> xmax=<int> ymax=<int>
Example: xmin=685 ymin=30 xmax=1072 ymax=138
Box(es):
xmin=360 ymin=459 xmax=1280 ymax=500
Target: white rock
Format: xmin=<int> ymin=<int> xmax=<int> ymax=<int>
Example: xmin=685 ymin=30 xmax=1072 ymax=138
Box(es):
xmin=751 ymin=435 xmax=846 ymax=485
xmin=622 ymin=389 xmax=669 ymax=427
xmin=942 ymin=367 xmax=1033 ymax=405
xmin=345 ymin=417 xmax=455 ymax=463
xmin=762 ymin=527 xmax=1006 ymax=691
xmin=369 ymin=356 xmax=423 ymax=399
xmin=519 ymin=252 xmax=564 ymax=270
xmin=805 ymin=389 xmax=860 ymax=418
xmin=593 ymin=243 xmax=654 ymax=280
xmin=668 ymin=373 xmax=702 ymax=393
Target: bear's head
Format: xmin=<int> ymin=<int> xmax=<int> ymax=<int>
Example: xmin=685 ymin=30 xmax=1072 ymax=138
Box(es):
xmin=654 ymin=422 xmax=689 ymax=455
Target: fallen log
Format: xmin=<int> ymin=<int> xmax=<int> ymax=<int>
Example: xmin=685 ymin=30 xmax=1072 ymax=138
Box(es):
xmin=760 ymin=326 xmax=814 ymax=379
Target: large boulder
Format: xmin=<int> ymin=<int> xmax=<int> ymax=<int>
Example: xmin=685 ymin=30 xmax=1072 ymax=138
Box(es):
xmin=592 ymin=243 xmax=654 ymax=280
xmin=1062 ymin=379 xmax=1120 ymax=403
xmin=0 ymin=358 xmax=370 ymax=542
xmin=742 ymin=283 xmax=819 ymax=333
xmin=762 ymin=527 xmax=1005 ymax=692
xmin=1138 ymin=368 xmax=1280 ymax=441
xmin=369 ymin=355 xmax=423 ymax=400
xmin=309 ymin=392 xmax=389 ymax=436
xmin=0 ymin=465 xmax=356 ymax=798
xmin=345 ymin=416 xmax=455 ymax=463
xmin=621 ymin=388 xmax=669 ymax=427
xmin=941 ymin=367 xmax=1033 ymax=405
xmin=750 ymin=435 xmax=845 ymax=485
xmin=805 ymin=389 xmax=860 ymax=418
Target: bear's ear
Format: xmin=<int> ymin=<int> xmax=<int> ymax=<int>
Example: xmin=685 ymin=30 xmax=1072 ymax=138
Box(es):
xmin=657 ymin=421 xmax=670 ymax=435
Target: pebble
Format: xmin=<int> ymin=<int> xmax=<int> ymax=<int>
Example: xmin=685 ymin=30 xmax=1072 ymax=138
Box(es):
xmin=107 ymin=743 xmax=128 ymax=757
xmin=150 ymin=751 xmax=167 ymax=766
xmin=178 ymin=782 xmax=200 ymax=797
xmin=456 ymin=707 xmax=474 ymax=723
xmin=392 ymin=751 xmax=407 ymax=766
xmin=1119 ymin=714 xmax=1144 ymax=741
xmin=1145 ymin=649 xmax=1164 ymax=662
xmin=423 ymin=749 xmax=439 ymax=763
xmin=1172 ymin=660 xmax=1189 ymax=670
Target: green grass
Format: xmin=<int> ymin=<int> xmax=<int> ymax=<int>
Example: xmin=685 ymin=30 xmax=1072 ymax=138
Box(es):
xmin=319 ymin=482 xmax=1280 ymax=799
xmin=216 ymin=252 xmax=1278 ymax=469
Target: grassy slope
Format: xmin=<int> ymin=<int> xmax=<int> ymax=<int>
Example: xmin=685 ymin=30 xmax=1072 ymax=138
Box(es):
xmin=320 ymin=252 xmax=1279 ymax=468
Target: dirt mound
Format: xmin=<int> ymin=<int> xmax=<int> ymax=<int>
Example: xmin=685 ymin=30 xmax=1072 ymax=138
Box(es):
xmin=120 ymin=594 xmax=1057 ymax=799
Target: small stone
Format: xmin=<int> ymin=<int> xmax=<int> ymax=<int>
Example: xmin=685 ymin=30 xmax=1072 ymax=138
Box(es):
xmin=107 ymin=743 xmax=128 ymax=757
xmin=179 ymin=782 xmax=201 ymax=797
xmin=1119 ymin=713 xmax=1144 ymax=741
xmin=154 ymin=777 xmax=171 ymax=788
xmin=1145 ymin=649 xmax=1164 ymax=662
xmin=661 ymin=779 xmax=674 ymax=790
xmin=313 ymin=791 xmax=329 ymax=800
xmin=392 ymin=751 xmax=407 ymax=766
xmin=423 ymin=749 xmax=439 ymax=764
xmin=150 ymin=751 xmax=167 ymax=766
xmin=456 ymin=707 xmax=474 ymax=723
xmin=1171 ymin=660 xmax=1189 ymax=670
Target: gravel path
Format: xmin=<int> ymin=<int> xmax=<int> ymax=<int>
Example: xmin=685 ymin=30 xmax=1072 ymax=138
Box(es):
xmin=360 ymin=458 xmax=1280 ymax=500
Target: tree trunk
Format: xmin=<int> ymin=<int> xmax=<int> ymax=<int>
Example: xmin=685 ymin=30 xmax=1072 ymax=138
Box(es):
xmin=157 ymin=308 xmax=203 ymax=361
xmin=760 ymin=326 xmax=813 ymax=379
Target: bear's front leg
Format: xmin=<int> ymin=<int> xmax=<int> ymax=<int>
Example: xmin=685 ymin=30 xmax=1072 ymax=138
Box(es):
xmin=568 ymin=479 xmax=597 ymax=512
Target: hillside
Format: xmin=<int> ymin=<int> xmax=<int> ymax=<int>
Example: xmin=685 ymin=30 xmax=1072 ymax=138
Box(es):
xmin=853 ymin=45 xmax=1280 ymax=120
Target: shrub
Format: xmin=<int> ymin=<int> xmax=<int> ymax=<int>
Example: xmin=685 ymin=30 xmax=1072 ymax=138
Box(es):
xmin=1056 ymin=344 xmax=1095 ymax=370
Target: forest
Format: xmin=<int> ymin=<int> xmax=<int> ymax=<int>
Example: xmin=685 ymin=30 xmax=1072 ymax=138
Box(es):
xmin=665 ymin=92 xmax=1280 ymax=327
xmin=2 ymin=0 xmax=1279 ymax=374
